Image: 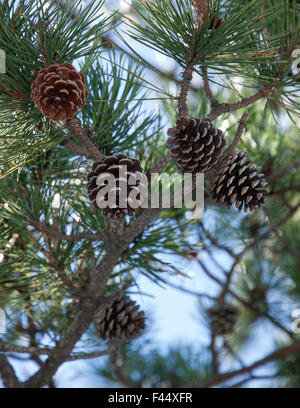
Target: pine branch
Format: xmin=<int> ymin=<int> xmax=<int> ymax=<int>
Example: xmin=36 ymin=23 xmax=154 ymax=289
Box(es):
xmin=210 ymin=333 xmax=218 ymax=376
xmin=0 ymin=341 xmax=113 ymax=361
xmin=197 ymin=342 xmax=300 ymax=388
xmin=178 ymin=60 xmax=195 ymax=117
xmin=60 ymin=138 xmax=91 ymax=159
xmin=0 ymin=355 xmax=19 ymax=388
xmin=206 ymin=112 xmax=249 ymax=180
xmin=20 ymin=222 xmax=137 ymax=387
xmin=223 ymin=112 xmax=249 ymax=157
xmin=206 ymin=82 xmax=276 ymax=121
xmin=201 ymin=65 xmax=219 ymax=107
xmin=270 ymin=183 xmax=300 ymax=196
xmin=31 ymin=221 xmax=105 ymax=242
xmin=68 ymin=118 xmax=104 ymax=161
xmin=110 ymin=348 xmax=137 ymax=388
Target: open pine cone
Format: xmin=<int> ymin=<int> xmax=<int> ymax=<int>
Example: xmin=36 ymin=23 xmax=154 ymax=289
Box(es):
xmin=31 ymin=63 xmax=88 ymax=120
xmin=210 ymin=150 xmax=268 ymax=212
xmin=93 ymin=294 xmax=146 ymax=341
xmin=167 ymin=117 xmax=226 ymax=174
xmin=87 ymin=154 xmax=145 ymax=220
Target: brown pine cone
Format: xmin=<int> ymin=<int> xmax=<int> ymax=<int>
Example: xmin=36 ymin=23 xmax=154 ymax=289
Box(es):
xmin=210 ymin=150 xmax=268 ymax=212
xmin=167 ymin=117 xmax=226 ymax=174
xmin=87 ymin=154 xmax=145 ymax=220
xmin=93 ymin=294 xmax=146 ymax=341
xmin=208 ymin=303 xmax=239 ymax=336
xmin=209 ymin=16 xmax=223 ymax=29
xmin=31 ymin=63 xmax=88 ymax=120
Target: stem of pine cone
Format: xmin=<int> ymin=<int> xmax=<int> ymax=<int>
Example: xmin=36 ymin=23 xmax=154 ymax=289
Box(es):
xmin=0 ymin=355 xmax=19 ymax=388
xmin=210 ymin=333 xmax=218 ymax=375
xmin=191 ymin=0 xmax=208 ymax=30
xmin=177 ymin=61 xmax=195 ymax=117
xmin=206 ymin=112 xmax=248 ymax=182
xmin=223 ymin=112 xmax=249 ymax=156
xmin=201 ymin=65 xmax=219 ymax=107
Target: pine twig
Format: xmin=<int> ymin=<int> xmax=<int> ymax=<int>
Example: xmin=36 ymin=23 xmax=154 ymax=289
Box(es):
xmin=147 ymin=152 xmax=171 ymax=176
xmin=0 ymin=341 xmax=113 ymax=361
xmin=210 ymin=333 xmax=218 ymax=376
xmin=110 ymin=347 xmax=137 ymax=388
xmin=60 ymin=138 xmax=91 ymax=159
xmin=178 ymin=59 xmax=196 ymax=117
xmin=223 ymin=340 xmax=245 ymax=369
xmin=202 ymin=65 xmax=219 ymax=107
xmin=206 ymin=112 xmax=248 ymax=180
xmin=223 ymin=112 xmax=249 ymax=157
xmin=206 ymin=82 xmax=275 ymax=121
xmin=31 ymin=221 xmax=105 ymax=242
xmin=68 ymin=118 xmax=104 ymax=161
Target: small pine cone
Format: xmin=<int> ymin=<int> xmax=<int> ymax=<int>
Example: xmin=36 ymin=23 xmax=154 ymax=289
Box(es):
xmin=209 ymin=16 xmax=223 ymax=29
xmin=94 ymin=295 xmax=146 ymax=341
xmin=31 ymin=63 xmax=88 ymax=120
xmin=87 ymin=154 xmax=145 ymax=220
xmin=167 ymin=117 xmax=226 ymax=174
xmin=208 ymin=303 xmax=239 ymax=336
xmin=210 ymin=150 xmax=268 ymax=212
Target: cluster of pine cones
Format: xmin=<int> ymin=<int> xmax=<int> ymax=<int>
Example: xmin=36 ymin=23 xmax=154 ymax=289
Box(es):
xmin=30 ymin=63 xmax=268 ymax=218
xmin=167 ymin=117 xmax=268 ymax=212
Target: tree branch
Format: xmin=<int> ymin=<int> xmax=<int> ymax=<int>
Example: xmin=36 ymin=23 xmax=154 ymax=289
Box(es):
xmin=197 ymin=342 xmax=300 ymax=388
xmin=206 ymin=82 xmax=275 ymax=121
xmin=0 ymin=341 xmax=113 ymax=362
xmin=68 ymin=118 xmax=104 ymax=161
xmin=0 ymin=355 xmax=19 ymax=388
xmin=31 ymin=221 xmax=105 ymax=242
xmin=178 ymin=61 xmax=195 ymax=117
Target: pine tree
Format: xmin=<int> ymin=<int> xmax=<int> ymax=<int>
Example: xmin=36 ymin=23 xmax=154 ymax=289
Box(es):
xmin=0 ymin=0 xmax=299 ymax=388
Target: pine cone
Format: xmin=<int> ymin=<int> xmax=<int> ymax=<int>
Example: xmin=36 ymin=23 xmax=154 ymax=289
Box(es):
xmin=87 ymin=154 xmax=145 ymax=220
xmin=167 ymin=117 xmax=226 ymax=174
xmin=94 ymin=295 xmax=146 ymax=341
xmin=208 ymin=303 xmax=238 ymax=336
xmin=31 ymin=63 xmax=88 ymax=120
xmin=210 ymin=150 xmax=268 ymax=212
xmin=209 ymin=16 xmax=223 ymax=29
